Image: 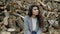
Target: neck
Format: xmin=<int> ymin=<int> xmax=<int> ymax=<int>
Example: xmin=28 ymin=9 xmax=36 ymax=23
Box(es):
xmin=32 ymin=15 xmax=37 ymax=18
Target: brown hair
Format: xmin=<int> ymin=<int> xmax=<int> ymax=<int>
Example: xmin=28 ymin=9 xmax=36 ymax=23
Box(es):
xmin=28 ymin=4 xmax=45 ymax=28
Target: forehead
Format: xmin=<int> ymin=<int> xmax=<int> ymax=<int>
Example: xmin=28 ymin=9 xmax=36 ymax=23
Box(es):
xmin=32 ymin=7 xmax=38 ymax=10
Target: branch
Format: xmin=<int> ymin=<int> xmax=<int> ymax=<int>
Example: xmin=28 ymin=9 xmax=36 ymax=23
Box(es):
xmin=37 ymin=0 xmax=46 ymax=7
xmin=13 ymin=13 xmax=24 ymax=19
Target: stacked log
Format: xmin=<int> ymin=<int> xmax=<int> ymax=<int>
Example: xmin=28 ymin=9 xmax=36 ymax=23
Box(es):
xmin=0 ymin=0 xmax=60 ymax=34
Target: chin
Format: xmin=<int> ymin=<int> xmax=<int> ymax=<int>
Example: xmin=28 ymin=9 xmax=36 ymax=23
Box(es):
xmin=36 ymin=15 xmax=37 ymax=16
xmin=36 ymin=14 xmax=38 ymax=15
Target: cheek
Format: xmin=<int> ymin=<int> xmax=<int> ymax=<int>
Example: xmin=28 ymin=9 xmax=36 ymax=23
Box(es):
xmin=32 ymin=10 xmax=39 ymax=15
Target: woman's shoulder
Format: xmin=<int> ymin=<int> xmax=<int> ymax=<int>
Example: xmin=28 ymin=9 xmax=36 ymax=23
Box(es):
xmin=24 ymin=16 xmax=30 ymax=20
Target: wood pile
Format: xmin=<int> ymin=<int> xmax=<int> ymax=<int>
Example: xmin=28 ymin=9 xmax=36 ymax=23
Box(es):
xmin=0 ymin=0 xmax=60 ymax=34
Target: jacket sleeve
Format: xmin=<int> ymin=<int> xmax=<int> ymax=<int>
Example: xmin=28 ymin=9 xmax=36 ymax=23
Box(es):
xmin=24 ymin=16 xmax=31 ymax=34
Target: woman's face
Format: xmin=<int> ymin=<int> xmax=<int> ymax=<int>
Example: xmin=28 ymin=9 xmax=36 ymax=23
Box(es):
xmin=32 ymin=7 xmax=39 ymax=16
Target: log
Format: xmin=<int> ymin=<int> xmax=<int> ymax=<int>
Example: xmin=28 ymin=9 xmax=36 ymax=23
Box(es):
xmin=3 ymin=10 xmax=9 ymax=25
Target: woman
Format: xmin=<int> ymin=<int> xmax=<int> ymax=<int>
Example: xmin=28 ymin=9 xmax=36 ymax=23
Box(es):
xmin=24 ymin=4 xmax=44 ymax=34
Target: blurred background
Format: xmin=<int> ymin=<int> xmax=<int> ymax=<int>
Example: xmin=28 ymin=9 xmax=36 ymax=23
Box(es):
xmin=0 ymin=0 xmax=60 ymax=34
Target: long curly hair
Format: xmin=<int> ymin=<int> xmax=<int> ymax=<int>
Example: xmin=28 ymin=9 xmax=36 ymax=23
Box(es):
xmin=28 ymin=4 xmax=45 ymax=28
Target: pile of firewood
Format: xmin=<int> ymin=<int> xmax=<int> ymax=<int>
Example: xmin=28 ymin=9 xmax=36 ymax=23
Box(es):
xmin=0 ymin=0 xmax=60 ymax=34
